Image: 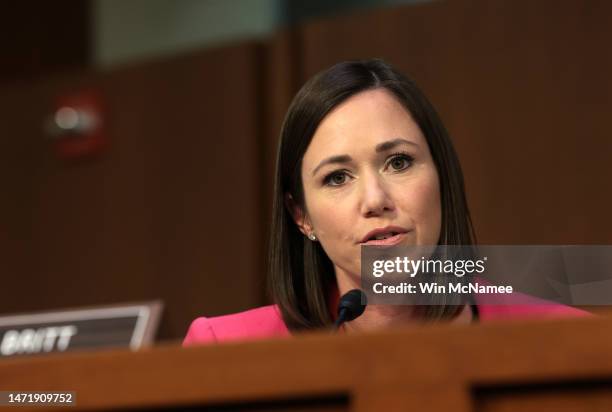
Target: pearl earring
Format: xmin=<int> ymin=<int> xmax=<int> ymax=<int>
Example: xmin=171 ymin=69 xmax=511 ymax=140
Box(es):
xmin=308 ymin=233 xmax=317 ymax=241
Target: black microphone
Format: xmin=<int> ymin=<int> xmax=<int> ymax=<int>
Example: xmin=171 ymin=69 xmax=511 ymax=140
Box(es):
xmin=334 ymin=289 xmax=367 ymax=330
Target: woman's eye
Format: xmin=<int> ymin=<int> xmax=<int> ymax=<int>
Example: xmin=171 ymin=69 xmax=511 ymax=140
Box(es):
xmin=323 ymin=155 xmax=412 ymax=186
xmin=388 ymin=154 xmax=413 ymax=171
xmin=324 ymin=171 xmax=349 ymax=186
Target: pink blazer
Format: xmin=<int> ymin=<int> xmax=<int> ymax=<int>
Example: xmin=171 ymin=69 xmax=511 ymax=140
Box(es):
xmin=183 ymin=293 xmax=590 ymax=346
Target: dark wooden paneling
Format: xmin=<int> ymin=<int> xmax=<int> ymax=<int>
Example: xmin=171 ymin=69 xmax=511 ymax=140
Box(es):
xmin=297 ymin=0 xmax=612 ymax=244
xmin=0 ymin=44 xmax=265 ymax=340
xmin=0 ymin=0 xmax=90 ymax=83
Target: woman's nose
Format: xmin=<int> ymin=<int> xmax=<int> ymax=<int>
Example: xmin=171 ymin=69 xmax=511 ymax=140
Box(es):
xmin=359 ymin=174 xmax=394 ymax=217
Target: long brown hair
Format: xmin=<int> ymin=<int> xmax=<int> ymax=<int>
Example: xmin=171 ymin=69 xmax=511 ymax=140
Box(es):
xmin=268 ymin=59 xmax=476 ymax=331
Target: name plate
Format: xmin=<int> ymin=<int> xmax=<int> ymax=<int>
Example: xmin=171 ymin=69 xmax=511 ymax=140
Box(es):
xmin=0 ymin=301 xmax=162 ymax=357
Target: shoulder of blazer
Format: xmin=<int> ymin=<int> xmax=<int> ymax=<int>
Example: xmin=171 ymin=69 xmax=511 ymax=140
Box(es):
xmin=475 ymin=291 xmax=593 ymax=321
xmin=183 ymin=304 xmax=290 ymax=346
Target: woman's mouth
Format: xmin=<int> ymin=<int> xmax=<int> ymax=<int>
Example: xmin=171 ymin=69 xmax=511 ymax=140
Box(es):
xmin=360 ymin=232 xmax=407 ymax=246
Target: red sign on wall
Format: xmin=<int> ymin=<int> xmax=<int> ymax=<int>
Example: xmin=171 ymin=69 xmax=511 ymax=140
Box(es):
xmin=49 ymin=89 xmax=108 ymax=159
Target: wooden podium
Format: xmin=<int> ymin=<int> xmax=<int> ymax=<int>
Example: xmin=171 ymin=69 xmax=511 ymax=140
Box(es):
xmin=1 ymin=316 xmax=611 ymax=411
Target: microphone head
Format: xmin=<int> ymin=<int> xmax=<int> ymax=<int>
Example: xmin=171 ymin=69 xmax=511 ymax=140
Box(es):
xmin=337 ymin=289 xmax=367 ymax=322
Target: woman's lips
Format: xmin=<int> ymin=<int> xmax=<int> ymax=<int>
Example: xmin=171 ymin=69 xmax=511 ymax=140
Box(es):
xmin=360 ymin=232 xmax=407 ymax=246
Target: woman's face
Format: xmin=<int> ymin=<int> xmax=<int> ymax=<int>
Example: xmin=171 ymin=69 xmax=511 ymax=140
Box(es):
xmin=290 ymin=88 xmax=441 ymax=285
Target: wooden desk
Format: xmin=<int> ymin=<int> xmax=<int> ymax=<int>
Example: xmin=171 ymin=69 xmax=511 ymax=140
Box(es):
xmin=0 ymin=316 xmax=610 ymax=411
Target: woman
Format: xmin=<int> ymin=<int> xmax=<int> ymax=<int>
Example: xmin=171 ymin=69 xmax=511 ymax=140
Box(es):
xmin=184 ymin=59 xmax=587 ymax=345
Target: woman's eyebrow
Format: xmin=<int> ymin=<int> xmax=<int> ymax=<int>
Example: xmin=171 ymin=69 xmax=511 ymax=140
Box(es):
xmin=312 ymin=154 xmax=352 ymax=177
xmin=375 ymin=138 xmax=418 ymax=153
xmin=312 ymin=138 xmax=418 ymax=177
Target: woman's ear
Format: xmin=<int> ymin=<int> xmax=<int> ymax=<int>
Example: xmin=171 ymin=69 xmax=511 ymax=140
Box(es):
xmin=284 ymin=193 xmax=313 ymax=237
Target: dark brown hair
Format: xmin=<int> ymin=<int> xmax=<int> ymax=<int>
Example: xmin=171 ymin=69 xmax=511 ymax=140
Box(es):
xmin=268 ymin=59 xmax=476 ymax=331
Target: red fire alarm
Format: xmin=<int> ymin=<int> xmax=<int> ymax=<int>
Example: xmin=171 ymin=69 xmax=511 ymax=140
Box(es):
xmin=47 ymin=89 xmax=108 ymax=159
